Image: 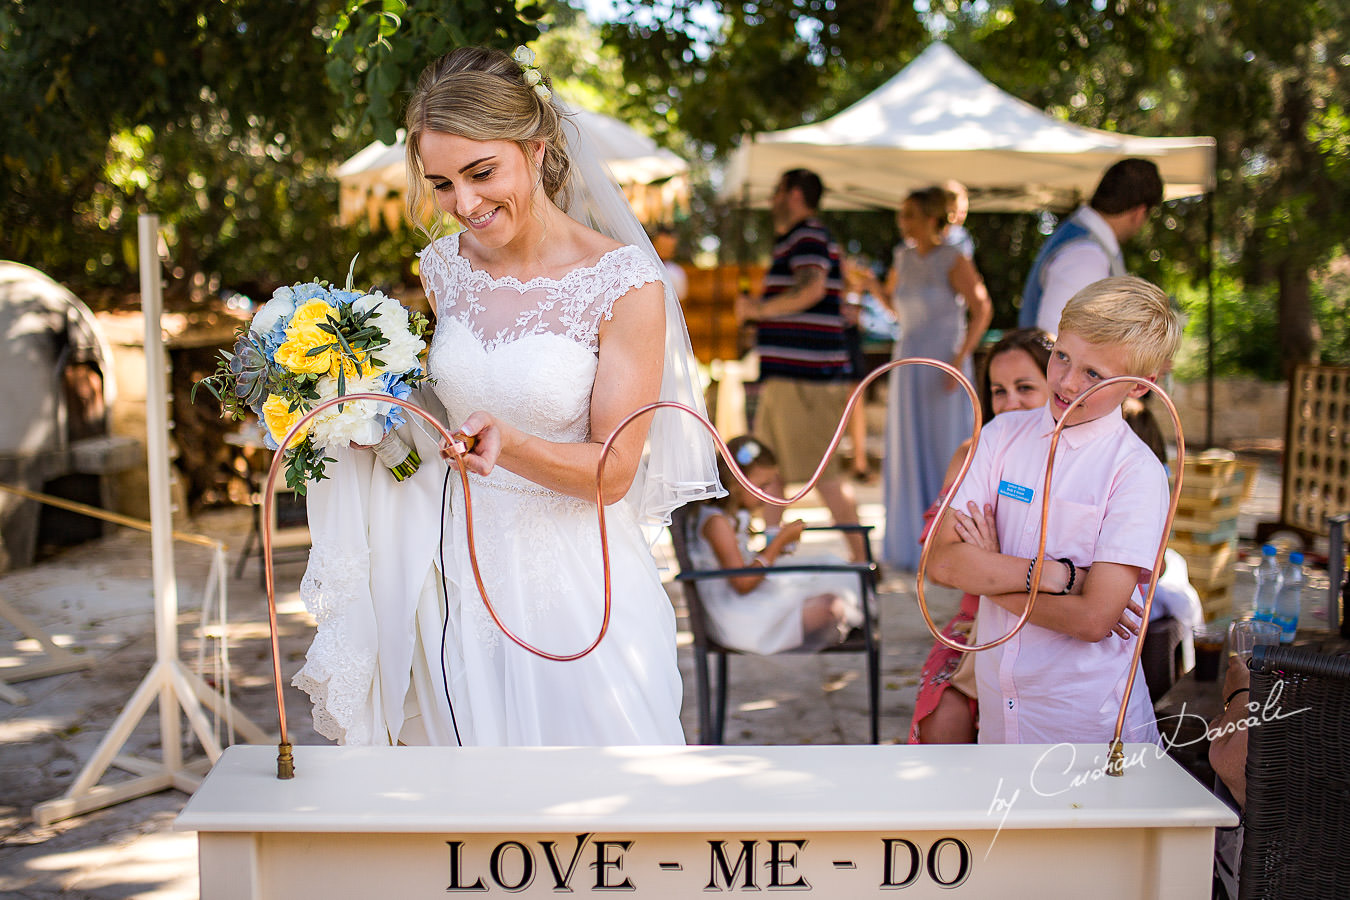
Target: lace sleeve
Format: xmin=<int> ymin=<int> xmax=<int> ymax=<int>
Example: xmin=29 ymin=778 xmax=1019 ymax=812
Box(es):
xmin=594 ymin=245 xmax=664 ymax=323
xmin=417 ymin=234 xmax=460 ymax=316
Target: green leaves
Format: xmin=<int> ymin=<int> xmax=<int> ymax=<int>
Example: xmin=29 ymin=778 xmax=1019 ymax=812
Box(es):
xmin=1 ymin=0 xmax=541 ymax=307
xmin=601 ymin=0 xmax=927 ymax=153
xmin=323 ymin=0 xmax=539 ymax=144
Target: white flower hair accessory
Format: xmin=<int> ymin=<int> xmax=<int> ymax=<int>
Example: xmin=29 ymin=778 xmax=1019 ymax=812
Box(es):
xmin=511 ymin=45 xmax=551 ymax=101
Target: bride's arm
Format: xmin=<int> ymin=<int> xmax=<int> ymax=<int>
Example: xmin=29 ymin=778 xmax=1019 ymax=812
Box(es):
xmin=456 ymin=278 xmax=666 ymax=503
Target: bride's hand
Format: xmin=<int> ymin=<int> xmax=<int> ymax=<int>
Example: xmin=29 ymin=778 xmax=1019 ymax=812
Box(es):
xmin=451 ymin=411 xmax=500 ymax=476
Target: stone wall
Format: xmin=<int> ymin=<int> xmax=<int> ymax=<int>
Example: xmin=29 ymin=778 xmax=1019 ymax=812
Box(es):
xmin=1168 ymin=378 xmax=1287 ymax=450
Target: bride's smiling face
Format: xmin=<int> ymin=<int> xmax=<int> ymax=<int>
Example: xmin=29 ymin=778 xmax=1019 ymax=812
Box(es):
xmin=419 ymin=131 xmax=545 ymax=248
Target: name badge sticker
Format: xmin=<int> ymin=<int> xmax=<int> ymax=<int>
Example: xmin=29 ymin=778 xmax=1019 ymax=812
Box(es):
xmin=998 ymin=480 xmax=1035 ymax=504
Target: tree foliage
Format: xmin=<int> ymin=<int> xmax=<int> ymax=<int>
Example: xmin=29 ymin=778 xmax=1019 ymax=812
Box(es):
xmin=941 ymin=0 xmax=1350 ymax=373
xmin=601 ymin=0 xmax=1350 ymax=374
xmin=600 ymin=0 xmax=927 ymax=153
xmin=0 ymin=0 xmax=539 ymax=307
xmin=325 ymin=0 xmax=546 ymax=144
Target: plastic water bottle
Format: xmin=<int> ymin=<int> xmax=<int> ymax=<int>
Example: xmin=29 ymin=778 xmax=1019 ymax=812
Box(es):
xmin=1273 ymin=551 xmax=1304 ymax=643
xmin=1252 ymin=543 xmax=1282 ymax=623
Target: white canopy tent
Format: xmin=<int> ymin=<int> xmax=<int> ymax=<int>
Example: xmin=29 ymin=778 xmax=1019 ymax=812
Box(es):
xmin=722 ymin=42 xmax=1215 ymax=212
xmin=338 ymin=107 xmax=690 ymax=229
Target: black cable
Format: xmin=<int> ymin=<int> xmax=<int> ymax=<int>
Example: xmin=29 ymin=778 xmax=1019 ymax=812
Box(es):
xmin=437 ymin=464 xmax=463 ymax=746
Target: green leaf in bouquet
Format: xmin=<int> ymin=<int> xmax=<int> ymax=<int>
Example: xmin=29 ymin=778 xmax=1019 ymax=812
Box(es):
xmin=344 ymin=254 xmax=360 ymax=292
xmin=281 ymin=436 xmax=336 ymax=495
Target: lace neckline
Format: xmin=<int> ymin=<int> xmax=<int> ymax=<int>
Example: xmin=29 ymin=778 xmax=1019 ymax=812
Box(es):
xmin=436 ymin=232 xmax=635 ymax=291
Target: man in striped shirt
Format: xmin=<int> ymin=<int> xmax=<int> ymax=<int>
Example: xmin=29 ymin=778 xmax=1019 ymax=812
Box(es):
xmin=736 ymin=169 xmax=864 ymax=561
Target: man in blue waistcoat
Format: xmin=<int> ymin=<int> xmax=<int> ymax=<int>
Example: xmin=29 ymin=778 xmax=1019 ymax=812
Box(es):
xmin=1019 ymin=158 xmax=1164 ymax=334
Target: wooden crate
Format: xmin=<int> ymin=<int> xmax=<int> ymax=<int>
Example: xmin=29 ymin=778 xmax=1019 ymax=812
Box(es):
xmin=1196 ymin=582 xmax=1236 ymax=621
xmin=1171 ymin=519 xmax=1239 ymax=547
xmin=1174 ymin=540 xmax=1237 ymax=587
xmin=1171 ymin=497 xmax=1239 ymax=532
xmin=1169 ymin=451 xmax=1244 ymax=608
xmin=680 ymin=264 xmax=765 ymax=364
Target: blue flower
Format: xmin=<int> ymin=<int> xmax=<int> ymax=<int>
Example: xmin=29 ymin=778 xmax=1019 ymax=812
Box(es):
xmin=380 ymin=373 xmax=412 ymax=431
xmin=292 ymin=282 xmax=329 ymax=303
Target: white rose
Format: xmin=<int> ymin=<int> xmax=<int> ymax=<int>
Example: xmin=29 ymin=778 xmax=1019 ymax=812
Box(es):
xmin=512 ymin=46 xmax=536 ymax=67
xmin=352 ymin=289 xmax=386 ymax=316
xmin=356 ymin=294 xmax=424 ymax=374
xmin=310 ymin=374 xmax=387 ymax=449
xmin=250 ymin=288 xmax=296 ymax=334
xmin=524 ymin=69 xmax=541 ymax=86
xmin=377 ymin=328 xmax=425 ymax=375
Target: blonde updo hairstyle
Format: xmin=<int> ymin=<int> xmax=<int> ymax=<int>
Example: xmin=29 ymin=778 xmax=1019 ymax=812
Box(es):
xmin=404 ymin=46 xmax=571 ymax=235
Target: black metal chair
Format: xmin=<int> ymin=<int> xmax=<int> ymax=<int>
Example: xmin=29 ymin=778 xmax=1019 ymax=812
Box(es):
xmin=668 ymin=505 xmax=881 ymax=744
xmin=1238 ymin=644 xmax=1350 ymax=899
xmin=1140 ymin=614 xmax=1186 ymax=703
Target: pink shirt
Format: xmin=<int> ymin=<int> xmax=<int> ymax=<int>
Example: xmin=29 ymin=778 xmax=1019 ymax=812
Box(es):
xmin=950 ymin=405 xmax=1166 ymax=745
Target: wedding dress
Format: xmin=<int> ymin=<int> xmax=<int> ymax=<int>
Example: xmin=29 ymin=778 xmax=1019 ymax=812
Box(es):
xmin=293 ymin=231 xmax=688 ymax=746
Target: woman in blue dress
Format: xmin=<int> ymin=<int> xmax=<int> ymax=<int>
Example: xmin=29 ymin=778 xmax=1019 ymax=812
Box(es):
xmin=870 ymin=187 xmax=991 ymax=570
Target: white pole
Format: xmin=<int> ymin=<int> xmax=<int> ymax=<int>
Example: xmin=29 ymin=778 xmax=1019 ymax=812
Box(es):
xmin=139 ymin=213 xmax=184 ymax=769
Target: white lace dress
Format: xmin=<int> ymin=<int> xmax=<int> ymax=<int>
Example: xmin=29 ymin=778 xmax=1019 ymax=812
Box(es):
xmin=292 ymin=232 xmax=684 ymax=746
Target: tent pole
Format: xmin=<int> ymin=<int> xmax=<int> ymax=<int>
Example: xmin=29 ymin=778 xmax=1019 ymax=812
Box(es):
xmin=1205 ymin=192 xmax=1215 ymax=449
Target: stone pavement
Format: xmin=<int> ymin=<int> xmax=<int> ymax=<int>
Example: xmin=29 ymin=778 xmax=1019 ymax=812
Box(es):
xmin=0 ymin=456 xmax=1287 ymax=898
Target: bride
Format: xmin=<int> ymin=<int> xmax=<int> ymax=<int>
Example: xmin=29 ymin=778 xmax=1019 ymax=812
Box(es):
xmin=293 ymin=46 xmax=721 ymax=746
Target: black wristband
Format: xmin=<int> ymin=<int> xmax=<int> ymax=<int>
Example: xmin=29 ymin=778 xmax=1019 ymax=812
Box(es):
xmin=1224 ymin=687 xmax=1250 ymax=710
xmin=1028 ymin=557 xmax=1074 ymax=595
xmin=1058 ymin=557 xmax=1076 ymax=594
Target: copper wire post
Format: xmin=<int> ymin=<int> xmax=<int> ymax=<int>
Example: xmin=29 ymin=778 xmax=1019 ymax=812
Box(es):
xmin=1100 ymin=380 xmax=1185 ymax=773
xmin=259 ymin=458 xmax=292 ymax=778
xmin=261 ymin=395 xmax=475 ymax=778
xmin=258 ymin=370 xmax=1176 ymax=778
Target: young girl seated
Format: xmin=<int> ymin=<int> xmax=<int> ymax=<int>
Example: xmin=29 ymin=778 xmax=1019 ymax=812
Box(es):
xmin=690 ymin=436 xmax=864 ymax=655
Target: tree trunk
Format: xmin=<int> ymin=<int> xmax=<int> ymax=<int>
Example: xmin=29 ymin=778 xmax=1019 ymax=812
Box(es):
xmin=1276 ymin=259 xmax=1317 ymax=378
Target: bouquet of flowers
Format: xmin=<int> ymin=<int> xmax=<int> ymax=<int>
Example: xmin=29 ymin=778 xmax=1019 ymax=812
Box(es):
xmin=195 ymin=261 xmax=431 ymax=492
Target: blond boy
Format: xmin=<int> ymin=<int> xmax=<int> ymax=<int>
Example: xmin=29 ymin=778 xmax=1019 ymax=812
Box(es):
xmin=929 ymin=276 xmax=1183 ymax=744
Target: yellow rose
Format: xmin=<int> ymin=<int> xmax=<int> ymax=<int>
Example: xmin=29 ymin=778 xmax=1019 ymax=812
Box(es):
xmin=329 ymin=348 xmax=379 ymax=381
xmin=274 ymin=327 xmax=334 ymax=375
xmin=287 ymin=300 xmax=335 ymax=333
xmin=262 ymin=394 xmax=310 ymax=445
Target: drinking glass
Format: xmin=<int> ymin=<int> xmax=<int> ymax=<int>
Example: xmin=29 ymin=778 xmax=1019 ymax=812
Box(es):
xmin=1192 ymin=623 xmax=1226 ymax=681
xmin=1229 ymin=617 xmax=1280 ymax=660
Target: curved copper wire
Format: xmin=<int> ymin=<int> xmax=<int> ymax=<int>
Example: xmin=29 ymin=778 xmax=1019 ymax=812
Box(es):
xmin=600 ymin=358 xmax=988 ymax=656
xmin=258 ymin=361 xmax=978 ymax=766
xmin=257 ymin=364 xmax=1179 ymax=775
xmin=600 ymin=357 xmax=981 ymax=517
